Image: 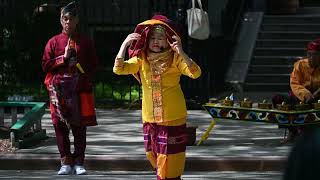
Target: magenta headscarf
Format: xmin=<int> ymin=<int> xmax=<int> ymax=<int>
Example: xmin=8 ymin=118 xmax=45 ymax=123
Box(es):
xmin=307 ymin=39 xmax=320 ymax=51
xmin=128 ymin=15 xmax=180 ymax=58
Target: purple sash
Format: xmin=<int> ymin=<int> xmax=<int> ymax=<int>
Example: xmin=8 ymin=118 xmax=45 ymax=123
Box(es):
xmin=49 ymin=73 xmax=80 ymax=127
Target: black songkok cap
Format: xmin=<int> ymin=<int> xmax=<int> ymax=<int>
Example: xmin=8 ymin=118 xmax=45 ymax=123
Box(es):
xmin=61 ymin=1 xmax=78 ymax=16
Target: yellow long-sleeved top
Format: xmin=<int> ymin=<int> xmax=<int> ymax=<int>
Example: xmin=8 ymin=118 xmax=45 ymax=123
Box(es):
xmin=290 ymin=58 xmax=320 ymax=101
xmin=113 ymin=52 xmax=201 ymax=122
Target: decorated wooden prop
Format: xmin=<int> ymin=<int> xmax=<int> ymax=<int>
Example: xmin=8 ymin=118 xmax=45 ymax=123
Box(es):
xmin=197 ymin=98 xmax=320 ymax=145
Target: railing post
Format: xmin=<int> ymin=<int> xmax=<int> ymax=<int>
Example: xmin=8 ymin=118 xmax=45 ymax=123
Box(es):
xmin=10 ymin=131 xmax=16 ymax=148
xmin=0 ymin=107 xmax=4 ymax=126
xmin=11 ymin=107 xmax=17 ymax=125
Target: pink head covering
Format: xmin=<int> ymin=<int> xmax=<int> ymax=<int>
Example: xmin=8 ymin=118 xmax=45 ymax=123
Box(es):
xmin=307 ymin=39 xmax=320 ymax=51
xmin=128 ymin=15 xmax=180 ymax=58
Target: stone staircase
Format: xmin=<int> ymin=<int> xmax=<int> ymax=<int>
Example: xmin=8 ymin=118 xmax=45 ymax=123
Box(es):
xmin=244 ymin=14 xmax=320 ymax=92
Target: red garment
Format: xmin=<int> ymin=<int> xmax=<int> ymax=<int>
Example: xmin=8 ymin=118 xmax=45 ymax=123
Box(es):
xmin=42 ymin=32 xmax=98 ymax=126
xmin=128 ymin=15 xmax=180 ymax=58
xmin=307 ymin=39 xmax=320 ymax=51
xmin=128 ymin=15 xmax=181 ymax=83
xmin=54 ymin=121 xmax=87 ymax=165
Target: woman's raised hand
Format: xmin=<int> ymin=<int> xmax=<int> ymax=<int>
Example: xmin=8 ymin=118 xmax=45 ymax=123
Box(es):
xmin=122 ymin=33 xmax=141 ymax=48
xmin=117 ymin=33 xmax=141 ymax=59
xmin=168 ymin=35 xmax=184 ymax=55
xmin=169 ymin=35 xmax=193 ymax=66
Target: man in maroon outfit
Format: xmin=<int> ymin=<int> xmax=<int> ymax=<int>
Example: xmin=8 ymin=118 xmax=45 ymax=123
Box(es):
xmin=41 ymin=1 xmax=98 ymax=175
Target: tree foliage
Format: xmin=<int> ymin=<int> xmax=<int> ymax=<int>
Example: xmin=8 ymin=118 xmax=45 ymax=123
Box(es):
xmin=0 ymin=1 xmax=61 ymax=97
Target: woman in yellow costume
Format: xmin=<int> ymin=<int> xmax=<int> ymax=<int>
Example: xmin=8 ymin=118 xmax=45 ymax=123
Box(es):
xmin=113 ymin=15 xmax=201 ymax=180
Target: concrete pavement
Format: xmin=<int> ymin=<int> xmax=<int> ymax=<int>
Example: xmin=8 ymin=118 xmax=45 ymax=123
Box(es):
xmin=0 ymin=109 xmax=292 ymax=172
xmin=0 ymin=170 xmax=282 ymax=179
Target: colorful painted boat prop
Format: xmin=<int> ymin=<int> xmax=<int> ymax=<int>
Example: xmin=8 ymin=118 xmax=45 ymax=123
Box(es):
xmin=197 ymin=97 xmax=320 ymax=145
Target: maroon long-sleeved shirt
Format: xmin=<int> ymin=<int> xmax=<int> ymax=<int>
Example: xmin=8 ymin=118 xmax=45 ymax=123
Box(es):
xmin=42 ymin=32 xmax=99 ymax=126
xmin=42 ymin=32 xmax=98 ymax=92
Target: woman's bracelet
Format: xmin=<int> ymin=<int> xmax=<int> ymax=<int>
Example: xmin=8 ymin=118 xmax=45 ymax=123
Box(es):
xmin=114 ymin=57 xmax=124 ymax=68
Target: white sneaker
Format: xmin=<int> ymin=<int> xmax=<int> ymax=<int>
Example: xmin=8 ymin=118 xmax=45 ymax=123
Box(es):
xmin=57 ymin=165 xmax=72 ymax=175
xmin=74 ymin=165 xmax=87 ymax=175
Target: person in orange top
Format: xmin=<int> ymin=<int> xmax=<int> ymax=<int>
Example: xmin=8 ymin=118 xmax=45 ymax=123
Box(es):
xmin=113 ymin=15 xmax=201 ymax=180
xmin=291 ymin=39 xmax=320 ymax=103
xmin=273 ymin=39 xmax=320 ymax=143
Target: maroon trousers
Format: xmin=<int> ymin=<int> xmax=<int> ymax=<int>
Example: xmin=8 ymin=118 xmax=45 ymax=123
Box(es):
xmin=53 ymin=121 xmax=87 ymax=165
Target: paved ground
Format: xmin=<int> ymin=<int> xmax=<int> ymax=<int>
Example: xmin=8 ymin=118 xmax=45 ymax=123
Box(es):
xmin=0 ymin=105 xmax=292 ymax=179
xmin=0 ymin=170 xmax=282 ymax=180
xmin=0 ymin=108 xmax=291 ymax=171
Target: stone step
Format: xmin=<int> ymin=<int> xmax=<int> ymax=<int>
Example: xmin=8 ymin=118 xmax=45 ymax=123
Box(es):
xmin=248 ymin=65 xmax=293 ymax=74
xmin=254 ymin=47 xmax=305 ymax=56
xmin=261 ymin=23 xmax=320 ymax=31
xmin=242 ymin=14 xmax=318 ymax=93
xmin=244 ymin=83 xmax=290 ymax=92
xmin=251 ymin=56 xmax=302 ymax=65
xmin=246 ymin=74 xmax=290 ymax=84
xmin=258 ymin=31 xmax=320 ymax=40
xmin=263 ymin=15 xmax=320 ymax=24
xmin=255 ymin=39 xmax=310 ymax=48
